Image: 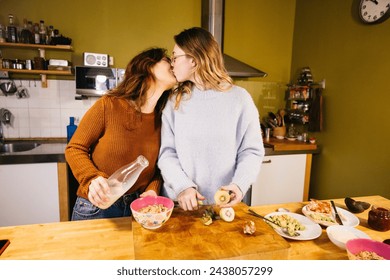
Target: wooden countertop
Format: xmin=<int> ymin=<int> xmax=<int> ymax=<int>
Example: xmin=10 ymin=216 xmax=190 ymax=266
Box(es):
xmin=0 ymin=218 xmax=134 ymax=260
xmin=0 ymin=195 xmax=388 ymax=260
xmin=263 ymin=137 xmax=318 ymax=151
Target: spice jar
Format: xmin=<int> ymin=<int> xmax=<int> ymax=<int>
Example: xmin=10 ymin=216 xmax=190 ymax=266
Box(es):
xmin=368 ymin=205 xmax=390 ymax=231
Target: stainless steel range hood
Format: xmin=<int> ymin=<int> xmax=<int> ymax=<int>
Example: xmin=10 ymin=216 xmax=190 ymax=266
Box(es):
xmin=201 ymin=0 xmax=267 ymax=78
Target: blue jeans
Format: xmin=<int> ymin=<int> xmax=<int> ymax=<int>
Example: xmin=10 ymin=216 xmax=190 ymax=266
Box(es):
xmin=71 ymin=192 xmax=139 ymax=221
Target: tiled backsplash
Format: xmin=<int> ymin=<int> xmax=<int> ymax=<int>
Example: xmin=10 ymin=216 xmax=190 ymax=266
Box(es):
xmin=0 ymin=79 xmax=97 ymax=139
xmin=0 ymin=79 xmax=286 ymax=139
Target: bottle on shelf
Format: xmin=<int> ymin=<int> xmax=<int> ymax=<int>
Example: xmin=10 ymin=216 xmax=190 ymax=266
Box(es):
xmin=0 ymin=24 xmax=6 ymax=43
xmin=39 ymin=20 xmax=47 ymax=44
xmin=33 ymin=23 xmax=40 ymax=44
xmin=20 ymin=19 xmax=34 ymax=44
xmin=47 ymin=25 xmax=54 ymax=45
xmin=6 ymin=14 xmax=18 ymax=43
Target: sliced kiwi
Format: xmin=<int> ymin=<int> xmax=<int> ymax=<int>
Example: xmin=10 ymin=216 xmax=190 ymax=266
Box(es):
xmin=219 ymin=207 xmax=235 ymax=222
xmin=214 ymin=190 xmax=230 ymax=205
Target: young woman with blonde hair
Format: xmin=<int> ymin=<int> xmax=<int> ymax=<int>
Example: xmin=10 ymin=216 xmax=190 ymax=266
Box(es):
xmin=158 ymin=27 xmax=265 ymax=211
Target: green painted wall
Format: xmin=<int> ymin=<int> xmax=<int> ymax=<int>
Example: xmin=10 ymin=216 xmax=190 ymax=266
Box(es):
xmin=0 ymin=0 xmax=294 ymax=118
xmin=292 ymin=0 xmax=390 ymax=199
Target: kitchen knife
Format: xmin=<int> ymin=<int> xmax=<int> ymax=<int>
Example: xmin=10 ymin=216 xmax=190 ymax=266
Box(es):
xmin=331 ymin=200 xmax=343 ymax=225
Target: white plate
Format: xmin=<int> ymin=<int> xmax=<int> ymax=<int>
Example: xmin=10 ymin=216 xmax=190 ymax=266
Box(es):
xmin=302 ymin=205 xmax=360 ymax=227
xmin=264 ymin=212 xmax=322 ymax=241
xmin=326 ymin=225 xmax=370 ymax=250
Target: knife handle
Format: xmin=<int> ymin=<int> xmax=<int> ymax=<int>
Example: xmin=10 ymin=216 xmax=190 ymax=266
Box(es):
xmin=331 ymin=200 xmax=343 ymax=225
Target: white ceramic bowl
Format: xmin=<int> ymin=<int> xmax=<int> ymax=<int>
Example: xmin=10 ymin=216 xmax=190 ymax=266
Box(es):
xmin=326 ymin=225 xmax=370 ymax=250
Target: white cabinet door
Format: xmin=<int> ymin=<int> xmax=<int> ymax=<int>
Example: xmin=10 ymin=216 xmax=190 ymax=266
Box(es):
xmin=251 ymin=154 xmax=306 ymax=206
xmin=0 ymin=163 xmax=60 ymax=226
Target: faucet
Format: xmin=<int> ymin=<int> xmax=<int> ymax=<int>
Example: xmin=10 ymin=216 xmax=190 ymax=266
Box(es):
xmin=0 ymin=108 xmax=12 ymax=144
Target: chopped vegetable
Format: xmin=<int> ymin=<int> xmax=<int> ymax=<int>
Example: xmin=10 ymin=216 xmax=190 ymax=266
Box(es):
xmin=268 ymin=214 xmax=305 ymax=236
xmin=243 ymin=220 xmax=256 ymax=235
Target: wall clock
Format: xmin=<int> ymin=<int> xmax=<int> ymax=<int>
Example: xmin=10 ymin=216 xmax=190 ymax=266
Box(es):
xmin=359 ymin=0 xmax=390 ymax=24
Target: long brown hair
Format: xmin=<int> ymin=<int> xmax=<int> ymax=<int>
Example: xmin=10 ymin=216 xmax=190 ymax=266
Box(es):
xmin=107 ymin=48 xmax=172 ymax=117
xmin=173 ymin=27 xmax=233 ymax=108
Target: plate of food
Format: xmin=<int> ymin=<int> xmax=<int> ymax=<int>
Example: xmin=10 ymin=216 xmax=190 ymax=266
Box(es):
xmin=302 ymin=199 xmax=359 ymax=227
xmin=264 ymin=212 xmax=322 ymax=241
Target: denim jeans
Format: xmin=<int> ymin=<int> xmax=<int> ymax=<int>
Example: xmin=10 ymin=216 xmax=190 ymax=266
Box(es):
xmin=71 ymin=192 xmax=139 ymax=221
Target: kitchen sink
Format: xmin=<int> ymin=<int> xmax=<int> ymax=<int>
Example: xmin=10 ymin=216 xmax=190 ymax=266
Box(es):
xmin=0 ymin=142 xmax=41 ymax=153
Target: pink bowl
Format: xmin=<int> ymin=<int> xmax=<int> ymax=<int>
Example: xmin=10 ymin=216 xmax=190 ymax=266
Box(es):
xmin=346 ymin=238 xmax=390 ymax=260
xmin=130 ymin=196 xmax=174 ymax=230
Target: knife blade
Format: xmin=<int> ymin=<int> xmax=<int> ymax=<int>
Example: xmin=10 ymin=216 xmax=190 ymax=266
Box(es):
xmin=331 ymin=200 xmax=343 ymax=225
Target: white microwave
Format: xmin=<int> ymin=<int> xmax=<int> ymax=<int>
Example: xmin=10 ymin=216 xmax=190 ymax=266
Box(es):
xmin=75 ymin=66 xmax=125 ymax=97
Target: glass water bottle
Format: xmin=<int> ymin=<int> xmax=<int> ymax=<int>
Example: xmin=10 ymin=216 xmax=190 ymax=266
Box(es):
xmin=98 ymin=155 xmax=149 ymax=209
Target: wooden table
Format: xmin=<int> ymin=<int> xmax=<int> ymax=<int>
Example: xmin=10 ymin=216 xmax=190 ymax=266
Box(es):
xmin=0 ymin=195 xmax=388 ymax=260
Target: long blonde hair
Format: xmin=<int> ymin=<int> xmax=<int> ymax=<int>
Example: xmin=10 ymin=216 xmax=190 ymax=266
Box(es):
xmin=173 ymin=27 xmax=233 ymax=108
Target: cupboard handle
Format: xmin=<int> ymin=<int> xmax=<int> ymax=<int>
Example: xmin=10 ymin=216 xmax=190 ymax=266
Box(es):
xmin=262 ymin=159 xmax=272 ymax=164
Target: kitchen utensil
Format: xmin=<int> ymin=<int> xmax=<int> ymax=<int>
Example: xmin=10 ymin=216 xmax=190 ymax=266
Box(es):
xmin=248 ymin=208 xmax=300 ymax=236
xmin=331 ymin=200 xmax=343 ymax=225
xmin=279 ymin=109 xmax=286 ymax=126
xmin=268 ymin=112 xmax=278 ymax=126
xmin=0 ymin=81 xmax=17 ymax=96
xmin=16 ymin=80 xmax=29 ymax=99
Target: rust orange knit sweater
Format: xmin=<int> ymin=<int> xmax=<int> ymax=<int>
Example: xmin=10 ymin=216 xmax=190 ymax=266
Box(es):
xmin=65 ymin=95 xmax=162 ymax=200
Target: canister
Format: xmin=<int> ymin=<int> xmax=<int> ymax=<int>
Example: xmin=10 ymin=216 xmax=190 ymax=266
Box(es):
xmin=2 ymin=59 xmax=11 ymax=69
xmin=25 ymin=59 xmax=32 ymax=70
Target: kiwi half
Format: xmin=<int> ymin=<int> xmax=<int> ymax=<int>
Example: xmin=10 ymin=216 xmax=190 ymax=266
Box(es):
xmin=214 ymin=190 xmax=230 ymax=205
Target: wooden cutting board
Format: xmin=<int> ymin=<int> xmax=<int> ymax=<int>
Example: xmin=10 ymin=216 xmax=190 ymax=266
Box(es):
xmin=132 ymin=203 xmax=290 ymax=260
xmin=264 ymin=138 xmax=317 ymax=151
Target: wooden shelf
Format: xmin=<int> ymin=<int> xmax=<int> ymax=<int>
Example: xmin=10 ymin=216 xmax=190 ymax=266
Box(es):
xmin=0 ymin=42 xmax=73 ymax=87
xmin=4 ymin=69 xmax=72 ymax=75
xmin=0 ymin=42 xmax=73 ymax=51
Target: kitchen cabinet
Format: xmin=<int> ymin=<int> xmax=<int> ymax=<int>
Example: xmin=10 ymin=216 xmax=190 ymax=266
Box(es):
xmin=0 ymin=162 xmax=60 ymax=226
xmin=0 ymin=42 xmax=73 ymax=88
xmin=251 ymin=154 xmax=311 ymax=206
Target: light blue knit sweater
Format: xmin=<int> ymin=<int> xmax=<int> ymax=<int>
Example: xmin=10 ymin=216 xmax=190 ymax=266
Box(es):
xmin=158 ymin=85 xmax=265 ymax=204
